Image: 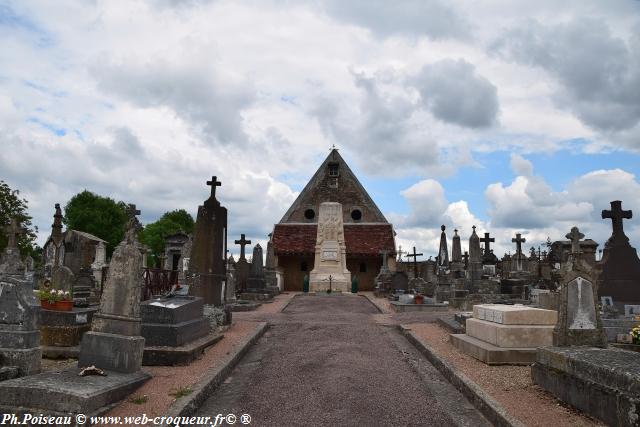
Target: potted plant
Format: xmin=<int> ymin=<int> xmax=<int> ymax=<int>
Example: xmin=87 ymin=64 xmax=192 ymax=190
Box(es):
xmin=414 ymin=293 xmax=424 ymax=305
xmin=36 ymin=289 xmax=73 ymax=311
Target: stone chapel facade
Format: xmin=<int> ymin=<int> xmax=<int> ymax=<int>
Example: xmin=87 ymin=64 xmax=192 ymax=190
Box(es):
xmin=271 ymin=149 xmax=396 ymax=291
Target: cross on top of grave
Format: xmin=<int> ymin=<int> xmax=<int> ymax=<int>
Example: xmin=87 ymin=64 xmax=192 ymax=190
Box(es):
xmin=3 ymin=218 xmax=27 ymax=250
xmin=235 ymin=234 xmax=251 ymax=260
xmin=462 ymin=251 xmax=469 ymax=267
xmin=602 ymin=200 xmax=632 ymax=238
xmin=566 ymin=226 xmax=585 ymax=255
xmin=480 ymin=232 xmax=495 ymax=254
xmin=405 ymin=246 xmax=423 ymax=277
xmin=206 ymin=176 xmax=222 ymax=199
xmin=512 ymin=233 xmax=526 ymax=256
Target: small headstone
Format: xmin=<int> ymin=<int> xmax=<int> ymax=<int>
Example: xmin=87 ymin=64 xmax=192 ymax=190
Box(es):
xmin=391 ymin=271 xmax=409 ymax=292
xmin=553 ymin=226 xmax=607 ymax=347
xmin=50 ymin=265 xmax=75 ymax=295
xmin=624 ymin=305 xmax=640 ymax=318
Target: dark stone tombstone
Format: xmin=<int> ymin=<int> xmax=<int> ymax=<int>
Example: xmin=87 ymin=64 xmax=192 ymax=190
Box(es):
xmin=188 ymin=177 xmax=227 ymax=306
xmin=391 ymin=271 xmax=409 ymax=292
xmin=234 ymin=234 xmax=251 ymax=293
xmin=598 ymin=200 xmax=640 ymax=305
xmin=468 ymin=226 xmax=483 ymax=281
xmin=246 ymin=244 xmax=266 ymax=291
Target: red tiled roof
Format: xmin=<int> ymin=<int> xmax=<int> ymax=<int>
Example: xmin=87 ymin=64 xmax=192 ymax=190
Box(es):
xmin=272 ymin=223 xmax=395 ymax=256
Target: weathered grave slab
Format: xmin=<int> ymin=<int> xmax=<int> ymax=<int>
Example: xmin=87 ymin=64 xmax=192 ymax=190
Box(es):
xmin=466 ymin=318 xmax=554 ymax=348
xmin=472 ymin=304 xmax=557 ymax=325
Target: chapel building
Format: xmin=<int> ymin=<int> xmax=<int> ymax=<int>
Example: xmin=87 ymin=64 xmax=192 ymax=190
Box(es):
xmin=271 ymin=149 xmax=396 ymax=291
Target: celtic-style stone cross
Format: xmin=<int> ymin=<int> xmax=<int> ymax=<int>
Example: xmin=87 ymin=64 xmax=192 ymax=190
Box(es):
xmin=235 ymin=234 xmax=251 ymax=260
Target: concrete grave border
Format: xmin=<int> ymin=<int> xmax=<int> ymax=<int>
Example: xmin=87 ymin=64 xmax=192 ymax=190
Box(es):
xmin=400 ymin=324 xmax=524 ymax=427
xmin=163 ymin=322 xmax=268 ymax=422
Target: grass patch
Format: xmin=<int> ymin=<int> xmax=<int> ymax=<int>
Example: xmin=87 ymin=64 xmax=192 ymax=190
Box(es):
xmin=169 ymin=386 xmax=193 ymax=399
xmin=129 ymin=395 xmax=148 ymax=405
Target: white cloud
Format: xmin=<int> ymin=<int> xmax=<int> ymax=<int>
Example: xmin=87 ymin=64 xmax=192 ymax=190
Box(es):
xmin=509 ymin=154 xmax=533 ymax=176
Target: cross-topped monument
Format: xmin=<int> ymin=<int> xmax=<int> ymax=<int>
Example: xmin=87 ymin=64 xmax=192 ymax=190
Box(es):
xmin=512 ymin=233 xmax=526 ymax=257
xmin=566 ymin=226 xmax=585 ymax=255
xmin=602 ymin=200 xmax=632 ymax=239
xmin=462 ymin=251 xmax=469 ymax=268
xmin=3 ymin=218 xmax=27 ymax=250
xmin=379 ymin=249 xmax=390 ymax=273
xmin=235 ymin=234 xmax=252 ymax=261
xmin=206 ymin=176 xmax=222 ymax=199
xmin=405 ymin=246 xmax=423 ymax=278
xmin=480 ymin=232 xmax=495 ymax=257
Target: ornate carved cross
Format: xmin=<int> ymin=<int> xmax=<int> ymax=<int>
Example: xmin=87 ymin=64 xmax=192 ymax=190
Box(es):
xmin=566 ymin=226 xmax=585 ymax=255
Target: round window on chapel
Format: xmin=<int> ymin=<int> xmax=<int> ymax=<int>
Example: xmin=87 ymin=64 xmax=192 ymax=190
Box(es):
xmin=304 ymin=209 xmax=315 ymax=220
xmin=351 ymin=209 xmax=362 ymax=221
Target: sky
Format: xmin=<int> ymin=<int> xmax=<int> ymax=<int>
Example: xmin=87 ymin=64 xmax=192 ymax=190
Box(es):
xmin=1 ymin=0 xmax=640 ymax=260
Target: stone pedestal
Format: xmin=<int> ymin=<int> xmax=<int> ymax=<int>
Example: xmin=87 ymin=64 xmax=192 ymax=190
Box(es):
xmin=39 ymin=307 xmax=97 ymax=358
xmin=450 ymin=304 xmax=558 ymax=365
xmin=309 ymin=203 xmax=351 ymax=292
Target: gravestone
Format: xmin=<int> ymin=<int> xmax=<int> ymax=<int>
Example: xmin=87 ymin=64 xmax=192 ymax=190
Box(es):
xmin=234 ymin=234 xmax=251 ymax=293
xmin=598 ymin=200 xmax=640 ymax=304
xmin=511 ymin=233 xmax=528 ymax=272
xmin=553 ymin=226 xmax=607 ymax=347
xmin=480 ymin=232 xmax=498 ymax=265
xmin=50 ymin=265 xmax=75 ymax=295
xmin=0 ymin=218 xmax=40 ymax=378
xmin=374 ymin=250 xmax=394 ymax=296
xmin=391 ymin=271 xmax=408 ymax=292
xmin=140 ymin=296 xmax=218 ymax=365
xmin=404 ymin=246 xmax=423 ymax=280
xmin=468 ymin=226 xmax=483 ymax=282
xmin=264 ymin=233 xmax=278 ymax=292
xmin=188 ymin=177 xmax=227 ymax=305
xmin=91 ymin=241 xmax=108 ymax=287
xmin=225 ymin=256 xmax=237 ymax=303
xmin=78 ymin=205 xmax=147 ymax=373
xmin=246 ymin=244 xmax=266 ymax=290
xmin=309 ymin=202 xmax=351 ymax=292
xmin=42 ymin=204 xmax=64 ymax=276
xmin=436 ymin=225 xmax=449 ymax=270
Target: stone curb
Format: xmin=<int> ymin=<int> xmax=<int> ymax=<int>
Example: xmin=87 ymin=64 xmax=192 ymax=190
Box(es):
xmin=163 ymin=322 xmax=268 ymax=423
xmin=400 ymin=324 xmax=525 ymax=427
xmin=278 ymin=294 xmax=297 ymax=313
xmin=360 ymin=293 xmax=386 ymax=314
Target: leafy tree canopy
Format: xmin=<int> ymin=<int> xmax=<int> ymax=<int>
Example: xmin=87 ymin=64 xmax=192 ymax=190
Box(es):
xmin=63 ymin=190 xmax=128 ymax=256
xmin=140 ymin=209 xmax=194 ymax=267
xmin=0 ymin=180 xmax=39 ymax=258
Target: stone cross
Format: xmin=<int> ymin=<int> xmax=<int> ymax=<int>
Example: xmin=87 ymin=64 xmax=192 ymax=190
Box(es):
xmin=462 ymin=251 xmax=469 ymax=268
xmin=397 ymin=245 xmax=406 ymax=262
xmin=480 ymin=232 xmax=495 ymax=257
xmin=512 ymin=233 xmax=526 ymax=257
xmin=126 ymin=204 xmax=140 ymax=220
xmin=602 ymin=200 xmax=632 ymax=237
xmin=206 ymin=176 xmax=222 ymax=199
xmin=379 ymin=249 xmax=390 ymax=272
xmin=405 ymin=246 xmax=423 ymax=278
xmin=3 ymin=218 xmax=27 ymax=249
xmin=235 ymin=234 xmax=251 ymax=260
xmin=566 ymin=226 xmax=585 ymax=255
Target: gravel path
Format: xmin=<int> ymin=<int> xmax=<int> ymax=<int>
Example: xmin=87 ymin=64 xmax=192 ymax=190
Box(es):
xmin=195 ymin=294 xmax=490 ymax=426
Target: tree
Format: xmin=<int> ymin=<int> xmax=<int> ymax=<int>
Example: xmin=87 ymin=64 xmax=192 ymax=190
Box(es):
xmin=63 ymin=190 xmax=128 ymax=256
xmin=140 ymin=209 xmax=194 ymax=266
xmin=0 ymin=180 xmax=39 ymax=258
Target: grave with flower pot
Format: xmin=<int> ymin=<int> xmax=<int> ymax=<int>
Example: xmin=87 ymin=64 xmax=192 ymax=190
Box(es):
xmin=35 ymin=283 xmax=98 ymax=358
